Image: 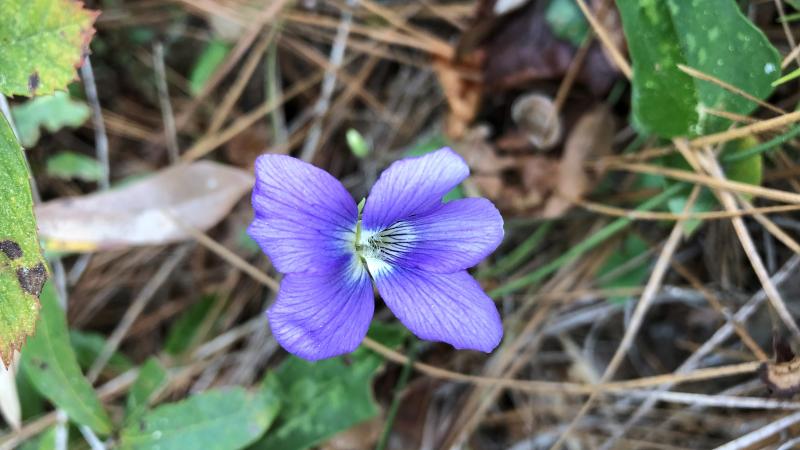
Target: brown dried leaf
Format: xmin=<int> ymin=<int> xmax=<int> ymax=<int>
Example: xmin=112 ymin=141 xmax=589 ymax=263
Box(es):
xmin=542 ymin=106 xmax=615 ymax=218
xmin=36 ymin=161 xmax=253 ymax=252
xmin=472 ymin=0 xmax=619 ymax=95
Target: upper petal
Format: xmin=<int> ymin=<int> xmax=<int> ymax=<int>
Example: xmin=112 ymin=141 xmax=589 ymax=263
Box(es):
xmin=382 ymin=198 xmax=504 ymax=273
xmin=268 ymin=259 xmax=374 ymax=360
xmin=362 ymin=148 xmax=469 ymax=231
xmin=248 ymin=155 xmax=357 ymax=274
xmin=374 ymin=268 xmax=503 ymax=352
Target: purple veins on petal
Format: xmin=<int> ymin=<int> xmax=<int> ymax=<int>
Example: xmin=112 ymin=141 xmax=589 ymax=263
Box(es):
xmin=374 ymin=267 xmax=503 ymax=352
xmin=362 ymin=147 xmax=469 ymax=231
xmin=268 ymin=257 xmax=374 ymax=361
xmin=373 ymin=197 xmax=504 ymax=274
xmin=247 ymin=155 xmax=358 ymax=275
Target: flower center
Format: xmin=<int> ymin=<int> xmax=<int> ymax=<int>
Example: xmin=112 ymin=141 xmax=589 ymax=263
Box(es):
xmin=353 ymin=219 xmax=415 ymax=276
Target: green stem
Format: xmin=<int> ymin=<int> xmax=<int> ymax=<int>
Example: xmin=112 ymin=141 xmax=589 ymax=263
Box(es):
xmin=722 ymin=124 xmax=800 ymax=163
xmin=488 ymin=183 xmax=684 ymax=299
xmin=374 ymin=340 xmax=418 ymax=450
xmin=478 ymin=221 xmax=553 ymax=279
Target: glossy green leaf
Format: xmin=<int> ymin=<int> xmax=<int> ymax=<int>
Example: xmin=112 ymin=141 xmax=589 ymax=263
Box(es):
xmin=12 ymin=92 xmax=91 ymax=147
xmin=617 ymin=0 xmax=780 ymax=137
xmin=126 ymin=357 xmax=168 ymax=422
xmin=253 ymin=323 xmax=406 ymax=450
xmin=21 ymin=282 xmax=112 ymax=435
xmin=0 ymin=0 xmax=98 ymax=97
xmin=120 ymin=375 xmax=281 ymax=450
xmin=0 ymin=115 xmax=46 ymax=367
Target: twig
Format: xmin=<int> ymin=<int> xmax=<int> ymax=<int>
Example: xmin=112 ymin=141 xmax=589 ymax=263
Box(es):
xmin=87 ymin=245 xmax=190 ymax=382
xmin=300 ymin=0 xmax=358 ymax=162
xmin=80 ymin=57 xmax=110 ymax=190
xmin=153 ymin=42 xmax=180 ymax=163
xmin=715 ymin=410 xmax=800 ymax=450
xmin=549 ymin=186 xmax=700 ymax=450
xmin=598 ymin=254 xmax=800 ymax=449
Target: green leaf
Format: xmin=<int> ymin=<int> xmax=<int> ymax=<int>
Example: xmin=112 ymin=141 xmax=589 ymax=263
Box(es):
xmin=46 ymin=151 xmax=104 ymax=183
xmin=126 ymin=357 xmax=168 ymax=422
xmin=164 ymin=295 xmax=217 ymax=356
xmin=346 ymin=129 xmax=370 ymax=159
xmin=546 ymin=0 xmax=589 ymax=46
xmin=617 ymin=0 xmax=780 ymax=137
xmin=664 ymin=136 xmax=763 ymax=236
xmin=70 ymin=330 xmax=133 ymax=375
xmin=119 ymin=376 xmax=281 ymax=450
xmin=597 ymin=235 xmax=651 ymax=303
xmin=189 ymin=39 xmax=232 ymax=96
xmin=12 ymin=92 xmax=91 ymax=147
xmin=253 ymin=323 xmax=406 ymax=450
xmin=0 ymin=0 xmax=98 ymax=97
xmin=21 ymin=282 xmax=112 ymax=435
xmin=0 ymin=115 xmax=46 ymax=366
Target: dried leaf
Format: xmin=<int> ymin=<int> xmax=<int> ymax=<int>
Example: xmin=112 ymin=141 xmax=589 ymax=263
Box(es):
xmin=543 ymin=106 xmax=615 ymax=217
xmin=36 ymin=162 xmax=254 ymax=252
xmin=511 ymin=93 xmax=561 ymax=150
xmin=476 ymin=0 xmax=618 ymax=95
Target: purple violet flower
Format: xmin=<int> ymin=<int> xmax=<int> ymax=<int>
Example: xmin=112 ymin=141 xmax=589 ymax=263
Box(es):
xmin=248 ymin=147 xmax=504 ymax=360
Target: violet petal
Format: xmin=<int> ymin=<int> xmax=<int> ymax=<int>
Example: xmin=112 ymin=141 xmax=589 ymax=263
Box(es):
xmin=248 ymin=155 xmax=357 ymax=274
xmin=374 ymin=268 xmax=503 ymax=352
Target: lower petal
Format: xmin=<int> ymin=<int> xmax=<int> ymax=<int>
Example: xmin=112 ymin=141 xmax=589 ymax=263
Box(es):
xmin=268 ymin=260 xmax=374 ymax=360
xmin=375 ymin=268 xmax=502 ymax=352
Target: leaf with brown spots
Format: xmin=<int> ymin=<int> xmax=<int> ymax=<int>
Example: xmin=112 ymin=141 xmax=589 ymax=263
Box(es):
xmin=0 ymin=0 xmax=98 ymax=97
xmin=0 ymin=115 xmax=47 ymax=367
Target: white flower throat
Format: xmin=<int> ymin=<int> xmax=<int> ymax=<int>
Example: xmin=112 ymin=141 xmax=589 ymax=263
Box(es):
xmin=352 ymin=199 xmax=415 ymax=276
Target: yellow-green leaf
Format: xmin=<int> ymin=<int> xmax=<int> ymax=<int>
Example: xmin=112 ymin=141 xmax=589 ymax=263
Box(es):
xmin=0 ymin=115 xmax=46 ymax=367
xmin=0 ymin=0 xmax=98 ymax=97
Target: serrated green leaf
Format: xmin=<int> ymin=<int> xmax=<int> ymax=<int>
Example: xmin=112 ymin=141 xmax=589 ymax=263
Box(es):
xmin=617 ymin=0 xmax=780 ymax=137
xmin=126 ymin=357 xmax=168 ymax=422
xmin=21 ymin=282 xmax=112 ymax=435
xmin=119 ymin=377 xmax=281 ymax=450
xmin=253 ymin=323 xmax=406 ymax=450
xmin=0 ymin=0 xmax=98 ymax=97
xmin=12 ymin=92 xmax=91 ymax=147
xmin=0 ymin=115 xmax=46 ymax=367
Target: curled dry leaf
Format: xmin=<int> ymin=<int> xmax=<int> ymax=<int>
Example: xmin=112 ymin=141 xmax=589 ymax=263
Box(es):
xmin=511 ymin=92 xmax=561 ymax=150
xmin=542 ymin=105 xmax=615 ymax=217
xmin=432 ymin=55 xmax=483 ymax=139
xmin=36 ymin=161 xmax=254 ymax=252
xmin=760 ymin=335 xmax=800 ymax=397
